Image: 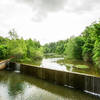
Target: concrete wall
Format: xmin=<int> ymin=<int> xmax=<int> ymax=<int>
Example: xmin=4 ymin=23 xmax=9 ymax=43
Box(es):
xmin=9 ymin=62 xmax=100 ymax=95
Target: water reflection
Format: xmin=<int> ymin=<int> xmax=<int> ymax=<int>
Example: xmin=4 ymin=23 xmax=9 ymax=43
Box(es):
xmin=40 ymin=58 xmax=67 ymax=71
xmin=40 ymin=57 xmax=100 ymax=76
xmin=0 ymin=71 xmax=100 ymax=100
xmin=8 ymin=76 xmax=24 ymax=96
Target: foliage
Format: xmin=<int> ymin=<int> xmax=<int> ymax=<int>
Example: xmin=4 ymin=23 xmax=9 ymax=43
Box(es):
xmin=0 ymin=29 xmax=43 ymax=63
xmin=75 ymin=65 xmax=89 ymax=69
xmin=82 ymin=21 xmax=100 ymax=67
xmin=1 ymin=21 xmax=100 ymax=68
xmin=92 ymin=38 xmax=100 ymax=68
xmin=43 ymin=21 xmax=100 ymax=68
xmin=82 ymin=25 xmax=95 ymax=62
xmin=0 ymin=45 xmax=8 ymax=59
xmin=64 ymin=36 xmax=84 ymax=60
xmin=43 ymin=40 xmax=68 ymax=55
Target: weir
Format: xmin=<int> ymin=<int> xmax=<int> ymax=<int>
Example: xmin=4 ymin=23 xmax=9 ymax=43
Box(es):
xmin=7 ymin=62 xmax=100 ymax=96
xmin=14 ymin=63 xmax=20 ymax=73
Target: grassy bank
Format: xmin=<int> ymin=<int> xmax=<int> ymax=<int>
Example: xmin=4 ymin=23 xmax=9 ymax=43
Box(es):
xmin=11 ymin=57 xmax=42 ymax=66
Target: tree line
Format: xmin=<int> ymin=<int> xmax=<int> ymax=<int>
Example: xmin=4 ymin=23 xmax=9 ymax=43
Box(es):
xmin=43 ymin=21 xmax=100 ymax=68
xmin=1 ymin=21 xmax=100 ymax=67
xmin=0 ymin=29 xmax=43 ymax=64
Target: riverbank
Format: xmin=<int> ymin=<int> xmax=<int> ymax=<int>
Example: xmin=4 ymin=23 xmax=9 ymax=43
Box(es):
xmin=1 ymin=56 xmax=100 ymax=77
xmin=57 ymin=58 xmax=100 ymax=77
xmin=10 ymin=58 xmax=42 ymax=66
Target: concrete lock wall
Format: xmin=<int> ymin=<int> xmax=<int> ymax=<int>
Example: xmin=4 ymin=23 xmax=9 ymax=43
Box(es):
xmin=9 ymin=62 xmax=100 ymax=95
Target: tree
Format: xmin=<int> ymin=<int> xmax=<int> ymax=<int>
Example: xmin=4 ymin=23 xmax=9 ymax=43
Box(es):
xmin=64 ymin=36 xmax=84 ymax=60
xmin=0 ymin=45 xmax=8 ymax=59
xmin=26 ymin=39 xmax=43 ymax=60
xmin=82 ymin=25 xmax=95 ymax=62
xmin=43 ymin=40 xmax=68 ymax=55
xmin=92 ymin=40 xmax=100 ymax=68
xmin=8 ymin=29 xmax=18 ymax=40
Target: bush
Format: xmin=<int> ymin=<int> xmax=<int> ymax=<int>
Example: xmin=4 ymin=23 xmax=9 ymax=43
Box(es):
xmin=0 ymin=45 xmax=8 ymax=59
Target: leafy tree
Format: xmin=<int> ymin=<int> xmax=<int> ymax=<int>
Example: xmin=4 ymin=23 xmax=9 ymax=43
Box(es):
xmin=92 ymin=40 xmax=100 ymax=67
xmin=82 ymin=25 xmax=95 ymax=62
xmin=0 ymin=45 xmax=8 ymax=59
xmin=26 ymin=39 xmax=43 ymax=61
xmin=0 ymin=29 xmax=43 ymax=64
xmin=56 ymin=40 xmax=65 ymax=54
xmin=43 ymin=40 xmax=68 ymax=55
xmin=8 ymin=29 xmax=18 ymax=40
xmin=64 ymin=36 xmax=84 ymax=59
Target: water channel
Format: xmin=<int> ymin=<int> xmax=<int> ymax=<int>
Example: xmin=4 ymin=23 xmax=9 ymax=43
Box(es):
xmin=0 ymin=57 xmax=100 ymax=100
xmin=39 ymin=57 xmax=100 ymax=77
xmin=0 ymin=71 xmax=100 ymax=100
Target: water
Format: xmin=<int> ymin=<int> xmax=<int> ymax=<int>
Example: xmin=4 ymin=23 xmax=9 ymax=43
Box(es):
xmin=0 ymin=71 xmax=100 ymax=100
xmin=40 ymin=58 xmax=67 ymax=71
xmin=39 ymin=57 xmax=100 ymax=76
xmin=14 ymin=63 xmax=20 ymax=73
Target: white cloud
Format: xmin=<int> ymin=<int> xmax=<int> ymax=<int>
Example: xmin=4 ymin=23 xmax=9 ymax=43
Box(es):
xmin=15 ymin=0 xmax=100 ymax=19
xmin=66 ymin=0 xmax=100 ymax=13
xmin=0 ymin=0 xmax=100 ymax=44
xmin=15 ymin=0 xmax=67 ymax=21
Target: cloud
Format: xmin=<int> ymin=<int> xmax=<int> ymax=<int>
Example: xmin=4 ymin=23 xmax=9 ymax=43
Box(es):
xmin=66 ymin=0 xmax=100 ymax=13
xmin=16 ymin=0 xmax=67 ymax=11
xmin=14 ymin=0 xmax=100 ymax=21
xmin=15 ymin=0 xmax=67 ymax=21
xmin=1 ymin=0 xmax=100 ymax=44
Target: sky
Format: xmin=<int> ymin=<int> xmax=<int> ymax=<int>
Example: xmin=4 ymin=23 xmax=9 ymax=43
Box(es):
xmin=0 ymin=0 xmax=100 ymax=45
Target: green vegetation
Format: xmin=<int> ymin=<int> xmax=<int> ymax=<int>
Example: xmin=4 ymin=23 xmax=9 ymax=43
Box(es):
xmin=44 ymin=53 xmax=63 ymax=58
xmin=43 ymin=40 xmax=68 ymax=55
xmin=65 ymin=64 xmax=88 ymax=69
xmin=66 ymin=64 xmax=74 ymax=67
xmin=43 ymin=21 xmax=100 ymax=68
xmin=0 ymin=29 xmax=43 ymax=64
xmin=64 ymin=36 xmax=84 ymax=60
xmin=75 ymin=65 xmax=89 ymax=69
xmin=1 ymin=21 xmax=100 ymax=69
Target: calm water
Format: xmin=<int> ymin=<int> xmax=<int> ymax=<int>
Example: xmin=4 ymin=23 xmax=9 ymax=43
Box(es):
xmin=0 ymin=71 xmax=100 ymax=100
xmin=39 ymin=57 xmax=100 ymax=76
xmin=40 ymin=58 xmax=66 ymax=71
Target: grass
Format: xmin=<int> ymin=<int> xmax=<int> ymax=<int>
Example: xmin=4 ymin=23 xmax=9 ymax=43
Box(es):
xmin=75 ymin=65 xmax=89 ymax=69
xmin=57 ymin=58 xmax=90 ymax=69
xmin=66 ymin=64 xmax=74 ymax=67
xmin=11 ymin=57 xmax=42 ymax=66
xmin=44 ymin=53 xmax=63 ymax=58
xmin=65 ymin=64 xmax=89 ymax=69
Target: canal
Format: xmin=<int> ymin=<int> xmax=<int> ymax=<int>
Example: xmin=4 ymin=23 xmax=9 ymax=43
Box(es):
xmin=39 ymin=57 xmax=100 ymax=77
xmin=0 ymin=71 xmax=100 ymax=100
